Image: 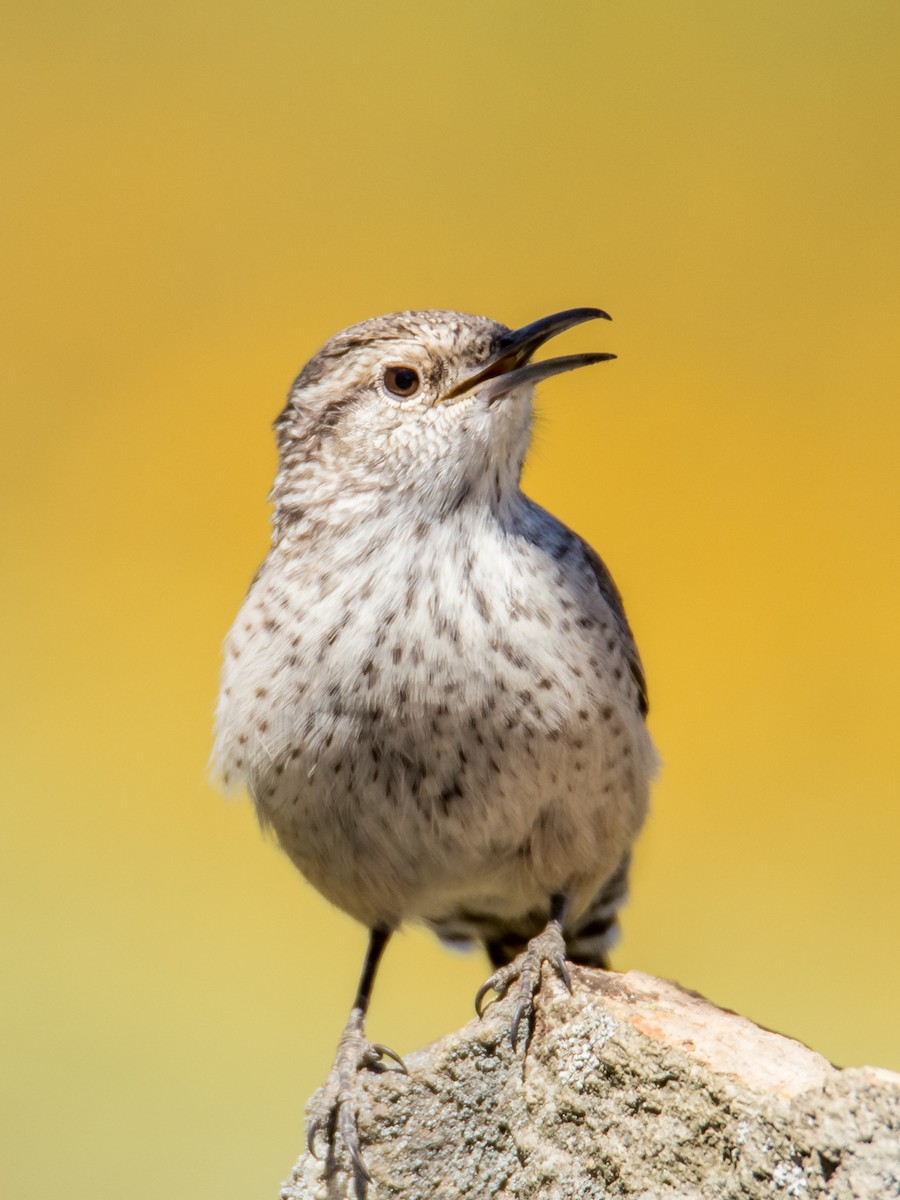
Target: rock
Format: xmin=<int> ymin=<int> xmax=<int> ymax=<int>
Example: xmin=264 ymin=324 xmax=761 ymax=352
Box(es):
xmin=280 ymin=968 xmax=900 ymax=1198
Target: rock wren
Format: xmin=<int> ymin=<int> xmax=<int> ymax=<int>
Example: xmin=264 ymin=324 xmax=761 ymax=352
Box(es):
xmin=213 ymin=307 xmax=657 ymax=1180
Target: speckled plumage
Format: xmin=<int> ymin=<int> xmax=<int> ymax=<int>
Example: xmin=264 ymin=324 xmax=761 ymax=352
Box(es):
xmin=214 ymin=308 xmax=655 ymax=950
xmin=213 ymin=308 xmax=658 ymax=1177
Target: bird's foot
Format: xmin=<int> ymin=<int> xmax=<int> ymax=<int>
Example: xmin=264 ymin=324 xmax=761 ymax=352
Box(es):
xmin=475 ymin=921 xmax=572 ymax=1050
xmin=306 ymin=1007 xmax=407 ymax=1187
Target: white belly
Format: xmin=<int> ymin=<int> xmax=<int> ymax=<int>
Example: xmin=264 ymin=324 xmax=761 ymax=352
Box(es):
xmin=214 ymin=510 xmax=656 ymax=928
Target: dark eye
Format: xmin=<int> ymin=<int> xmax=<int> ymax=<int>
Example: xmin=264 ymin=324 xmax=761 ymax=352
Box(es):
xmin=383 ymin=365 xmax=421 ymax=398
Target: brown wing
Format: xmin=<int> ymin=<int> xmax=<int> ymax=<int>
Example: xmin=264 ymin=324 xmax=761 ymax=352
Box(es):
xmin=580 ymin=540 xmax=649 ymax=718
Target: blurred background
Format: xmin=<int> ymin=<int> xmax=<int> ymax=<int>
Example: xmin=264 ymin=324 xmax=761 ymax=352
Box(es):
xmin=3 ymin=2 xmax=899 ymax=1198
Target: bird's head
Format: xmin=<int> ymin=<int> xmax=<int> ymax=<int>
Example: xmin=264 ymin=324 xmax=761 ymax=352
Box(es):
xmin=271 ymin=308 xmax=614 ymax=523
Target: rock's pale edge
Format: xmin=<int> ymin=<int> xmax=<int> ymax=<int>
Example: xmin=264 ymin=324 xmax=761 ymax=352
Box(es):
xmin=280 ymin=969 xmax=900 ymax=1199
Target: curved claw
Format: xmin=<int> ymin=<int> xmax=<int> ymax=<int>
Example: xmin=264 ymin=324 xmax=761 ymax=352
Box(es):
xmin=371 ymin=1043 xmax=408 ymax=1073
xmin=475 ymin=978 xmax=493 ymax=1018
xmin=306 ymin=1116 xmax=320 ymax=1159
xmin=475 ymin=973 xmax=511 ymax=1017
xmin=340 ymin=1100 xmax=373 ymax=1184
xmin=554 ymin=954 xmax=573 ymax=993
xmin=510 ymin=994 xmax=531 ymax=1051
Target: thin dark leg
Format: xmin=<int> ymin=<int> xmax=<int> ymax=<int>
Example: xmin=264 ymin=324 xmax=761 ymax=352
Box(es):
xmin=548 ymin=892 xmax=570 ymax=927
xmin=353 ymin=924 xmax=391 ymax=1015
xmin=307 ymin=924 xmax=403 ymax=1191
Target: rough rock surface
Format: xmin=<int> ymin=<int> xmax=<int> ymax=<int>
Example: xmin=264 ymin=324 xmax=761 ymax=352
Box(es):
xmin=280 ymin=968 xmax=900 ymax=1199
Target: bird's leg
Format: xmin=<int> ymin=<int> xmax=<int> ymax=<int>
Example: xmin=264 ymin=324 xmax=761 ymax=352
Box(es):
xmin=306 ymin=925 xmax=406 ymax=1186
xmin=475 ymin=893 xmax=573 ymax=1050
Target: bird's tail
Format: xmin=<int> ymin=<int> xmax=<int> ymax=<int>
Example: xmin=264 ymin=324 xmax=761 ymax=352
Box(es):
xmin=483 ymin=853 xmax=632 ymax=969
xmin=562 ymin=853 xmax=631 ymax=968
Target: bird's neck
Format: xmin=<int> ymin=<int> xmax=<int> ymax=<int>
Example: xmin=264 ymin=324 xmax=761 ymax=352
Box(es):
xmin=271 ymin=454 xmax=526 ymax=541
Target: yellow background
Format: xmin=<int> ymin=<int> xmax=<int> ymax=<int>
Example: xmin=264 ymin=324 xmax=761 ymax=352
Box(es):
xmin=3 ymin=3 xmax=899 ymax=1198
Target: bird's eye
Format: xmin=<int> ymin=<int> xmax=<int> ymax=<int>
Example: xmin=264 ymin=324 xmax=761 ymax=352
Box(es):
xmin=383 ymin=366 xmax=421 ymax=398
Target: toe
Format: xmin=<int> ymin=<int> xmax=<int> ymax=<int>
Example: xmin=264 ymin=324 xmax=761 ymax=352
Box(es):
xmin=339 ymin=1098 xmax=373 ymax=1184
xmin=475 ymin=965 xmax=517 ymax=1016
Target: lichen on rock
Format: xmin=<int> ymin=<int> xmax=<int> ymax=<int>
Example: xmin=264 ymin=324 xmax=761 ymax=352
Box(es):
xmin=281 ymin=969 xmax=900 ymax=1199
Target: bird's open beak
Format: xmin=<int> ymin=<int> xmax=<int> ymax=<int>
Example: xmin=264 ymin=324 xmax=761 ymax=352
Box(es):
xmin=444 ymin=307 xmax=615 ymax=403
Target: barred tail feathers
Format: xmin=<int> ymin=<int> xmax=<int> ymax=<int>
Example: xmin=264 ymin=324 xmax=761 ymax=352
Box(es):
xmin=482 ymin=853 xmax=633 ymax=970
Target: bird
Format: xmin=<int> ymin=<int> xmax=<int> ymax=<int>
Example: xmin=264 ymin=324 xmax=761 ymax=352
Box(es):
xmin=212 ymin=307 xmax=657 ymax=1183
